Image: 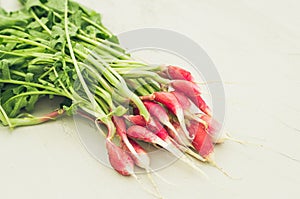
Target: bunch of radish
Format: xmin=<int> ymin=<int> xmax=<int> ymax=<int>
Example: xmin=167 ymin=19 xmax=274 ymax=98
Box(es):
xmin=0 ymin=0 xmax=231 ymax=198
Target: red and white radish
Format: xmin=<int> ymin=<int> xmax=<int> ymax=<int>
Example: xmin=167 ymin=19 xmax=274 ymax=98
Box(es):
xmin=127 ymin=125 xmax=208 ymax=178
xmin=141 ymin=92 xmax=193 ymax=141
xmin=106 ymin=139 xmax=135 ymax=176
xmin=171 ymin=80 xmax=212 ymax=116
xmin=166 ymin=65 xmax=194 ymax=82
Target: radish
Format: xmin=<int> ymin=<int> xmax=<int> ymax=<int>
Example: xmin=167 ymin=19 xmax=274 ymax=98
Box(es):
xmin=169 ymin=122 xmax=194 ymax=146
xmin=199 ymin=114 xmax=224 ymax=143
xmin=106 ymin=139 xmax=135 ymax=176
xmin=187 ymin=120 xmax=234 ymax=178
xmin=171 ymin=80 xmax=212 ymax=116
xmin=122 ymin=139 xmax=150 ymax=168
xmin=142 ymin=101 xmax=187 ymax=142
xmin=141 ymin=93 xmax=193 ymax=141
xmin=113 ymin=115 xmax=165 ymax=182
xmin=106 ymin=139 xmax=162 ymax=198
xmin=124 ymin=113 xmax=170 ymax=143
xmin=127 ymin=125 xmax=208 ymax=178
xmin=188 ymin=120 xmax=214 ymax=158
xmin=125 ymin=115 xmax=204 ymax=162
xmin=112 ymin=116 xmax=142 ymax=159
xmin=171 ymin=91 xmax=191 ymax=111
xmin=166 ymin=65 xmax=194 ymax=82
xmin=124 ymin=115 xmax=147 ymax=126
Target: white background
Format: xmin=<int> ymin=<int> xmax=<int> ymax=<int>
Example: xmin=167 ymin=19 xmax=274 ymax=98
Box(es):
xmin=0 ymin=0 xmax=300 ymax=199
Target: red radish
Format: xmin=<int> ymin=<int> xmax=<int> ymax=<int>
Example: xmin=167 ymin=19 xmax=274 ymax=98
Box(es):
xmin=171 ymin=80 xmax=212 ymax=116
xmin=187 ymin=120 xmax=214 ymax=158
xmin=124 ymin=114 xmax=170 ymax=142
xmin=138 ymin=117 xmax=204 ymax=162
xmin=106 ymin=139 xmax=134 ymax=176
xmin=122 ymin=139 xmax=150 ymax=168
xmin=142 ymin=101 xmax=182 ymax=139
xmin=171 ymin=91 xmax=191 ymax=110
xmin=106 ymin=139 xmax=163 ymax=197
xmin=112 ymin=116 xmax=127 ymax=137
xmin=113 ymin=116 xmax=151 ymax=167
xmin=141 ymin=93 xmax=192 ymax=141
xmin=124 ymin=115 xmax=147 ymax=126
xmin=127 ymin=125 xmax=162 ymax=144
xmin=149 ymin=118 xmax=170 ymax=141
xmin=186 ymin=120 xmax=233 ymax=178
xmin=127 ymin=125 xmax=208 ymax=178
xmin=166 ymin=65 xmax=194 ymax=82
xmin=200 ymin=114 xmax=224 ymax=143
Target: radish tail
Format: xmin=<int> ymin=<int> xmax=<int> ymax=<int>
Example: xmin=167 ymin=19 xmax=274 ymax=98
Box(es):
xmin=206 ymin=155 xmax=240 ymax=180
xmin=180 ymin=145 xmax=207 ymax=162
xmin=176 ymin=110 xmax=194 ymax=140
xmin=165 ymin=122 xmax=192 ymax=147
xmin=155 ymin=138 xmax=209 ymax=179
xmin=146 ymin=172 xmax=164 ymax=199
xmin=168 ymin=137 xmax=207 ymax=162
xmin=132 ymin=174 xmax=163 ymax=199
xmin=225 ymin=134 xmax=300 ymax=163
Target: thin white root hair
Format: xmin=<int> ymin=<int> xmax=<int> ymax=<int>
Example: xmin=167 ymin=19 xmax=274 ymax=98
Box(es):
xmin=132 ymin=174 xmax=163 ymax=199
xmin=225 ymin=133 xmax=300 ymax=163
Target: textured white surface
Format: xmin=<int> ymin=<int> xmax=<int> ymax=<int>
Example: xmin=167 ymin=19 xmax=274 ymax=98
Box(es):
xmin=0 ymin=0 xmax=300 ymax=199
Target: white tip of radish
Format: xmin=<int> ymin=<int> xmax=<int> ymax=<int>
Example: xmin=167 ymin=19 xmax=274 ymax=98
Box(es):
xmin=166 ymin=122 xmax=192 ymax=147
xmin=135 ymin=154 xmax=151 ymax=169
xmin=160 ymin=140 xmax=209 ymax=179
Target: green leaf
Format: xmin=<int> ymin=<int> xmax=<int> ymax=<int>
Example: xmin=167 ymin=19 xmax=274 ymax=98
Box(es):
xmin=25 ymin=87 xmax=39 ymax=111
xmin=25 ymin=73 xmax=34 ymax=82
xmin=0 ymin=60 xmax=11 ymax=80
xmin=1 ymin=85 xmax=41 ymax=117
xmin=45 ymin=0 xmax=65 ymax=13
xmin=23 ymin=0 xmax=43 ymax=10
xmin=69 ymin=10 xmax=82 ymax=27
xmin=27 ymin=29 xmax=50 ymax=40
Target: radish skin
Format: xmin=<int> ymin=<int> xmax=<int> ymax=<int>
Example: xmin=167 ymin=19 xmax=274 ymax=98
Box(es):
xmin=106 ymin=139 xmax=134 ymax=176
xmin=122 ymin=139 xmax=150 ymax=168
xmin=142 ymin=101 xmax=185 ymax=141
xmin=124 ymin=115 xmax=147 ymax=126
xmin=171 ymin=80 xmax=212 ymax=116
xmin=141 ymin=93 xmax=192 ymax=141
xmin=166 ymin=65 xmax=194 ymax=82
xmin=127 ymin=125 xmax=208 ymax=178
xmin=187 ymin=120 xmax=214 ymax=158
xmin=171 ymin=91 xmax=191 ymax=110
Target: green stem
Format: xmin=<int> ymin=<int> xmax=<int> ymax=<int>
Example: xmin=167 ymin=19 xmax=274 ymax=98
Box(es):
xmin=30 ymin=9 xmax=52 ymax=35
xmin=138 ymin=78 xmax=155 ymax=94
xmin=64 ymin=0 xmax=102 ymax=116
xmin=10 ymin=70 xmax=27 ymax=78
xmin=76 ymin=34 xmax=130 ymax=60
xmin=0 ymin=35 xmax=55 ymax=52
xmin=52 ymin=67 xmax=73 ymax=99
xmin=146 ymin=78 xmax=161 ymax=91
xmin=81 ymin=16 xmax=112 ymax=38
xmin=0 ymin=79 xmax=63 ymax=94
xmin=0 ymin=105 xmax=12 ymax=128
xmin=78 ymin=62 xmax=113 ymax=93
xmin=126 ymin=79 xmax=149 ymax=96
xmin=3 ymin=91 xmax=66 ymax=108
xmin=94 ymin=96 xmax=109 ymax=114
xmin=119 ymin=70 xmax=171 ymax=85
